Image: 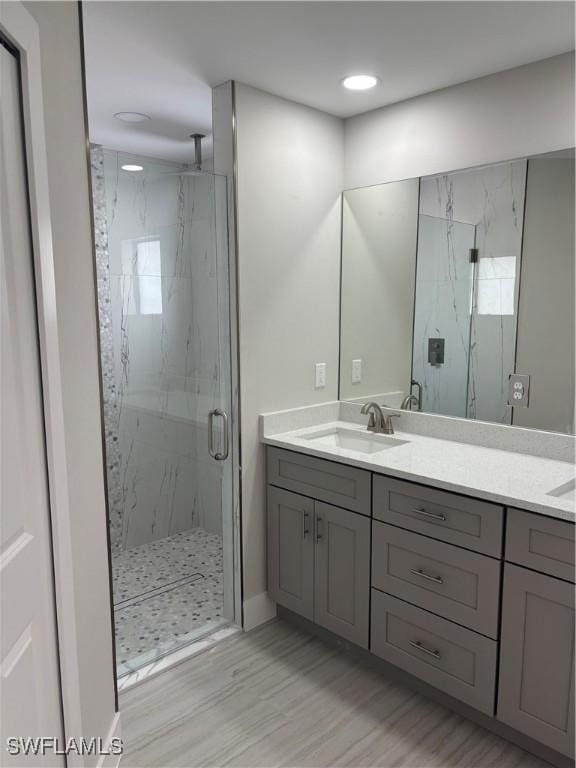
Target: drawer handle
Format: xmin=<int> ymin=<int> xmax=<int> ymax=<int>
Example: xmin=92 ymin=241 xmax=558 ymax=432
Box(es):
xmin=413 ymin=507 xmax=446 ymax=522
xmin=302 ymin=511 xmax=310 ymax=539
xmin=316 ymin=515 xmax=323 ymax=542
xmin=410 ymin=568 xmax=444 ymax=585
xmin=409 ymin=640 xmax=441 ymax=660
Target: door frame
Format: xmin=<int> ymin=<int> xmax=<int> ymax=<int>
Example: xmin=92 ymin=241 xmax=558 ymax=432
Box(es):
xmin=0 ymin=3 xmax=99 ymax=763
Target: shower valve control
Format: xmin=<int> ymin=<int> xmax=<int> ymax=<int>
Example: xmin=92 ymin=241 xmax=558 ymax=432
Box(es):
xmin=508 ymin=373 xmax=530 ymax=408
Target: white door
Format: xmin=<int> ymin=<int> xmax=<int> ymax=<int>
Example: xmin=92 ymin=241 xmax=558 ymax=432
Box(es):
xmin=0 ymin=41 xmax=64 ymax=766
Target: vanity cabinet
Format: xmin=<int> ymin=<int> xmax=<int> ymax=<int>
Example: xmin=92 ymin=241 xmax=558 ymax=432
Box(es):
xmin=267 ymin=484 xmax=370 ymax=646
xmin=266 ymin=446 xmax=575 ymax=764
xmin=497 ymin=564 xmax=575 ymax=758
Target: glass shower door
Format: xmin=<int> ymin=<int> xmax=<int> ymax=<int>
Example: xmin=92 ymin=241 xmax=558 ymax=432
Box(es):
xmin=91 ymin=149 xmax=237 ymax=677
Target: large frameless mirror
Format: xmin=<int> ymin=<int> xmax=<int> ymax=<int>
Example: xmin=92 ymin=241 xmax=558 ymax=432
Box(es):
xmin=339 ymin=150 xmax=575 ymax=434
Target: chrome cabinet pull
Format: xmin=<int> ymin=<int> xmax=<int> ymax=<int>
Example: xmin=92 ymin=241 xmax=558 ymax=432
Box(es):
xmin=409 ymin=640 xmax=441 ymax=660
xmin=208 ymin=408 xmax=229 ymax=461
xmin=302 ymin=511 xmax=310 ymax=539
xmin=316 ymin=515 xmax=323 ymax=541
xmin=410 ymin=568 xmax=444 ymax=585
xmin=413 ymin=507 xmax=446 ymax=522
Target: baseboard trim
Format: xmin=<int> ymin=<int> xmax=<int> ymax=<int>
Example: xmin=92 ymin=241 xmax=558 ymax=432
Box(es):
xmin=96 ymin=712 xmax=122 ymax=768
xmin=243 ymin=592 xmax=277 ymax=631
xmin=278 ymin=606 xmax=574 ymax=768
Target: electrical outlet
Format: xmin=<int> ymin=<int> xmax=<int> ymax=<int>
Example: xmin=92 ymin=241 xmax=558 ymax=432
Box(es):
xmin=508 ymin=373 xmax=530 ymax=407
xmin=315 ymin=362 xmax=326 ymax=389
xmin=352 ymin=359 xmax=362 ymax=384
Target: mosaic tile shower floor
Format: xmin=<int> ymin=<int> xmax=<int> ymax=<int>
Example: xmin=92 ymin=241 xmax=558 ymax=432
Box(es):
xmin=112 ymin=528 xmax=225 ymax=677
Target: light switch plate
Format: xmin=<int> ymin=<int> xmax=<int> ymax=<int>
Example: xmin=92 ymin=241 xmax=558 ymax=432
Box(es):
xmin=352 ymin=359 xmax=362 ymax=384
xmin=315 ymin=362 xmax=326 ymax=389
xmin=508 ymin=373 xmax=530 ymax=407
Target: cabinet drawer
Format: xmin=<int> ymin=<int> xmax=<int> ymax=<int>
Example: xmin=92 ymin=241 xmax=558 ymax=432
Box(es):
xmin=373 ymin=475 xmax=503 ymax=556
xmin=371 ymin=590 xmax=497 ymax=715
xmin=506 ymin=508 xmax=575 ymax=582
xmin=267 ymin=447 xmax=371 ymax=515
xmin=372 ymin=522 xmax=501 ymax=638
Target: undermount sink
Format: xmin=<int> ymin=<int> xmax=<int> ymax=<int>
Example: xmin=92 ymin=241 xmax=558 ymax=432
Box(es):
xmin=301 ymin=427 xmax=408 ymax=454
xmin=547 ymin=478 xmax=576 ymax=502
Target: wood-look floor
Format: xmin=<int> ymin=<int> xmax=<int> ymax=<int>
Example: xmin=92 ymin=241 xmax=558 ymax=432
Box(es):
xmin=119 ymin=619 xmax=547 ymax=768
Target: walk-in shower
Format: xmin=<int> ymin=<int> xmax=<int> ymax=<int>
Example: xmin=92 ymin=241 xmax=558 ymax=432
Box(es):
xmin=90 ymin=147 xmax=237 ymax=678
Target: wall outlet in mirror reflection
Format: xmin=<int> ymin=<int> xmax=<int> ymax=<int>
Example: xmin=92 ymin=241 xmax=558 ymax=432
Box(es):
xmin=352 ymin=359 xmax=362 ymax=384
xmin=508 ymin=373 xmax=530 ymax=407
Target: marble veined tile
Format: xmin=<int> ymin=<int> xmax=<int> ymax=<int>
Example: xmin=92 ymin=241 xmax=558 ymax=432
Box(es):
xmin=415 ymin=161 xmax=527 ymax=425
xmin=92 ymin=146 xmax=230 ymax=557
xmin=412 ymin=214 xmax=475 ymax=418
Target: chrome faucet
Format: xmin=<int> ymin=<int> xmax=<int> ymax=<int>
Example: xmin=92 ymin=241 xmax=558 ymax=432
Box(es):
xmin=361 ymin=402 xmax=384 ymax=432
xmin=401 ymin=394 xmax=420 ymax=411
xmin=361 ymin=402 xmax=400 ymax=435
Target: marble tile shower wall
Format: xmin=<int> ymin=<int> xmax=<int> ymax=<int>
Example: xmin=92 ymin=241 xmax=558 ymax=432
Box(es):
xmin=416 ymin=161 xmax=527 ymax=423
xmin=413 ymin=214 xmax=475 ymax=418
xmin=91 ymin=147 xmax=225 ymax=552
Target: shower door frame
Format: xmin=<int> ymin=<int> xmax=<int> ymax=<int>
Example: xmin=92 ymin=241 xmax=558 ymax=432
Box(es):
xmin=212 ymin=169 xmax=243 ymax=627
xmin=86 ymin=156 xmax=243 ymax=671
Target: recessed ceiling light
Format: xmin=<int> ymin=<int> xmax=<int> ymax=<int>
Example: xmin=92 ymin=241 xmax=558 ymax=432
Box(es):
xmin=121 ymin=164 xmax=144 ymax=172
xmin=114 ymin=111 xmax=151 ymax=123
xmin=341 ymin=75 xmax=380 ymax=91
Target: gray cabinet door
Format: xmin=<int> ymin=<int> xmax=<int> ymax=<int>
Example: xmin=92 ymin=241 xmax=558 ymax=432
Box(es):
xmin=267 ymin=486 xmax=314 ymax=620
xmin=314 ymin=502 xmax=370 ymax=647
xmin=497 ymin=564 xmax=575 ymax=758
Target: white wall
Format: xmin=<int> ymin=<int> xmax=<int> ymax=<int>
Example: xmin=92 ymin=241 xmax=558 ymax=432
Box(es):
xmin=340 ymin=179 xmax=418 ymax=401
xmin=23 ymin=1 xmax=117 ymax=760
xmin=234 ymin=84 xmax=343 ymax=623
xmin=344 ymin=53 xmax=575 ymax=189
xmin=514 ymin=155 xmax=575 ymax=433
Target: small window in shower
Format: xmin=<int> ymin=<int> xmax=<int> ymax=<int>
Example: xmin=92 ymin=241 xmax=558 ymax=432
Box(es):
xmin=121 ymin=237 xmax=163 ymax=315
xmin=476 ymin=255 xmax=516 ymax=316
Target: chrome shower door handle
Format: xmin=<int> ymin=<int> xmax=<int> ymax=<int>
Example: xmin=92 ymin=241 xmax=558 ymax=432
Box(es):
xmin=208 ymin=408 xmax=229 ymax=461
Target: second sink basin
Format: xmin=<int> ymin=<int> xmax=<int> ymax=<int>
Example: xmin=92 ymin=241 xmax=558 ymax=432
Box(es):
xmin=547 ymin=478 xmax=575 ymax=502
xmin=301 ymin=427 xmax=408 ymax=454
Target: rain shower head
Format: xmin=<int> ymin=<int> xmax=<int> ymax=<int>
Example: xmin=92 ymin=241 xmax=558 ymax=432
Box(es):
xmin=190 ymin=133 xmax=205 ymax=171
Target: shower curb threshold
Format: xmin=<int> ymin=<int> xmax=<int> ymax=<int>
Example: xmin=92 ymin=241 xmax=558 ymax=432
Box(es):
xmin=117 ymin=623 xmax=241 ymax=693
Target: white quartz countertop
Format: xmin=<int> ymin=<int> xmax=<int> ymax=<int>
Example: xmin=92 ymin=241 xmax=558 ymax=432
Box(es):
xmin=262 ymin=420 xmax=575 ymax=522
